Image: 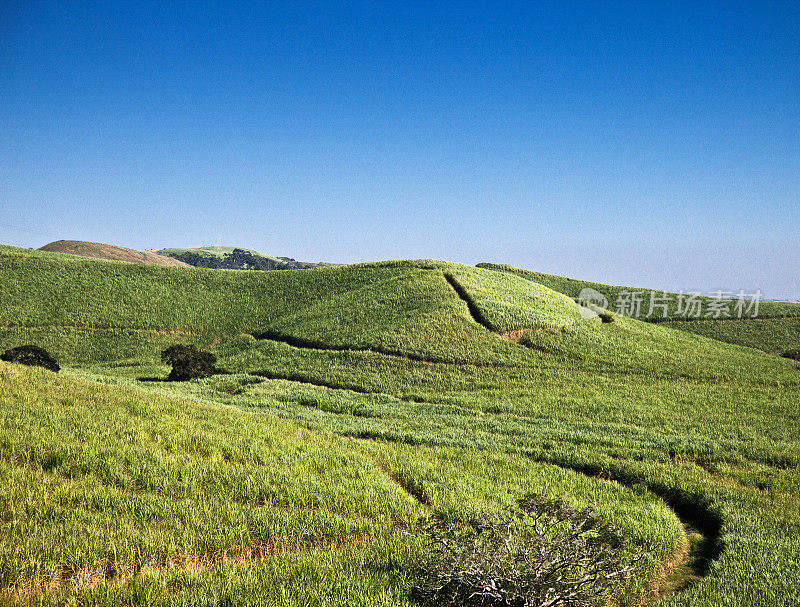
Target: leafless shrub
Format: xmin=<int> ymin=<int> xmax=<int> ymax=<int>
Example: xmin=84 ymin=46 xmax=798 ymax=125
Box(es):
xmin=411 ymin=494 xmax=650 ymax=607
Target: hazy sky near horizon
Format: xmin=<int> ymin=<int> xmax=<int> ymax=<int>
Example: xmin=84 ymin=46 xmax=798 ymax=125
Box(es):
xmin=1 ymin=1 xmax=799 ymax=297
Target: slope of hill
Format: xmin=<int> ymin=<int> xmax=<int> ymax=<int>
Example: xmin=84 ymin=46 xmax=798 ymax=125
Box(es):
xmin=39 ymin=240 xmax=191 ymax=267
xmin=660 ymin=316 xmax=800 ymax=356
xmin=156 ymin=246 xmax=333 ymax=270
xmin=1 ymin=244 xmax=799 ymax=606
xmin=479 ymin=262 xmax=800 ymax=354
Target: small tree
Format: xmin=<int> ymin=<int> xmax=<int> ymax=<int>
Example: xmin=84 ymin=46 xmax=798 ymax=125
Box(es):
xmin=412 ymin=494 xmax=650 ymax=607
xmin=161 ymin=344 xmax=217 ymax=381
xmin=1 ymin=345 xmax=60 ymax=372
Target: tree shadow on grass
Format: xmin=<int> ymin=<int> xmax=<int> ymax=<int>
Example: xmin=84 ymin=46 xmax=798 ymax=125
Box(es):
xmin=137 ymin=369 xmax=230 ymax=383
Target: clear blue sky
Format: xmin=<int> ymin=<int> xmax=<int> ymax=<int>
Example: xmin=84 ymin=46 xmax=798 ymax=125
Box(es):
xmin=1 ymin=1 xmax=798 ymax=297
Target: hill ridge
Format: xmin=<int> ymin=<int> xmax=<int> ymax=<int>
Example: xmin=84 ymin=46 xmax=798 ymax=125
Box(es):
xmin=39 ymin=240 xmax=190 ymax=267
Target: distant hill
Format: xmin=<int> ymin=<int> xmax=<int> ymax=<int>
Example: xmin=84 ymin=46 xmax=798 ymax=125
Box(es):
xmin=39 ymin=240 xmax=191 ymax=267
xmin=155 ymin=246 xmax=334 ymax=270
xmin=156 ymin=246 xmax=283 ymax=262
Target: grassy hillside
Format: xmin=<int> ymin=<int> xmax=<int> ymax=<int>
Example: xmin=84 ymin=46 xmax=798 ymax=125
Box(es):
xmin=479 ymin=262 xmax=800 ymax=354
xmin=1 ymin=245 xmax=799 ymax=605
xmin=39 ymin=240 xmax=190 ymax=267
xmin=660 ymin=317 xmax=800 ymax=356
xmin=1 ymin=362 xmax=681 ymax=606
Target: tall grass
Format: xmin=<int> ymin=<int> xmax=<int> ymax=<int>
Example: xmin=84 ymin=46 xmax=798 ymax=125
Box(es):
xmin=1 ymin=245 xmax=799 ymax=605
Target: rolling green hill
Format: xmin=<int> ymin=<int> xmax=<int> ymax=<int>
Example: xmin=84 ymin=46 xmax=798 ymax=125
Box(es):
xmin=479 ymin=262 xmax=800 ymax=354
xmin=1 ymin=244 xmax=799 ymax=606
xmin=660 ymin=316 xmax=800 ymax=356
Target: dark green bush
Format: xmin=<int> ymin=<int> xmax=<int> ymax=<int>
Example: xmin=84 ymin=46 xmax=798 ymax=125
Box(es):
xmin=412 ymin=494 xmax=649 ymax=607
xmin=161 ymin=344 xmax=217 ymax=381
xmin=1 ymin=345 xmax=60 ymax=372
xmin=599 ymin=312 xmax=615 ymax=324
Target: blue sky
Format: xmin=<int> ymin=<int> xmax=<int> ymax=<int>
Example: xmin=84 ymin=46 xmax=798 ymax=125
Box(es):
xmin=1 ymin=1 xmax=798 ymax=297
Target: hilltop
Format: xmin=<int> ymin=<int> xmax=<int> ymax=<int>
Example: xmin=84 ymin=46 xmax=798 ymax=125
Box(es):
xmin=155 ymin=245 xmax=334 ymax=270
xmin=39 ymin=240 xmax=191 ymax=267
xmin=0 ymin=244 xmax=798 ymax=606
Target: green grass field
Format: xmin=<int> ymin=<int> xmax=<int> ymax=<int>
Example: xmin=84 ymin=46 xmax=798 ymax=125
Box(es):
xmin=1 ymin=244 xmax=799 ymax=606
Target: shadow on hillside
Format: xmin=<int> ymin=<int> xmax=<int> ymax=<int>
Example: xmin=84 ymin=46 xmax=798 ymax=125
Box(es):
xmin=137 ymin=377 xmax=168 ymax=382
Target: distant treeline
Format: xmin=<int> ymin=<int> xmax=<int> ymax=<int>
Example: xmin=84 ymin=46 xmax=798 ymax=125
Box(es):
xmin=163 ymin=248 xmax=330 ymax=271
